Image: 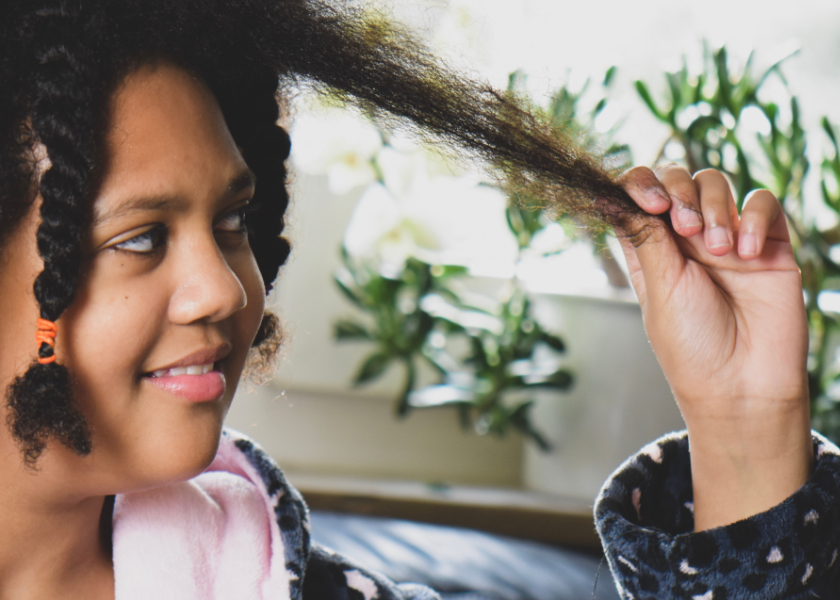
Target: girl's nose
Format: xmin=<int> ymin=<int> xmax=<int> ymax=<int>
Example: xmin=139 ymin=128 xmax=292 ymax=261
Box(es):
xmin=167 ymin=236 xmax=247 ymax=325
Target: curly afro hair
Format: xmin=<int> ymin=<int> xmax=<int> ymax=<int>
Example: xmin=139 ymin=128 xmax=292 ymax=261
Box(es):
xmin=0 ymin=0 xmax=650 ymax=465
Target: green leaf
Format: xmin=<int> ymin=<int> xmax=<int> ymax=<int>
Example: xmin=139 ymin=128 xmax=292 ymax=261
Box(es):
xmin=525 ymin=370 xmax=574 ymax=390
xmin=523 ymin=427 xmax=552 ymax=452
xmin=714 ymin=46 xmax=733 ymax=111
xmin=507 ymin=69 xmax=527 ymax=93
xmin=353 ymin=352 xmax=393 ymax=385
xmin=692 ymin=73 xmax=706 ymax=104
xmin=541 ymin=333 xmax=566 ymax=352
xmin=396 ymin=359 xmax=416 ymax=416
xmin=430 ymin=265 xmax=468 ymax=279
xmin=334 ymin=319 xmax=373 ymax=341
xmin=507 ymin=401 xmax=552 ymax=451
xmin=593 ymin=97 xmax=607 ymax=117
xmin=756 ymin=46 xmax=799 ymax=90
xmin=666 ymin=71 xmax=684 ymax=112
xmin=603 ymin=65 xmax=617 ymax=87
xmin=635 ymin=80 xmax=667 ymax=122
xmin=333 ymin=272 xmax=365 ymax=308
xmin=822 ymin=180 xmax=839 ymax=212
xmin=823 ymin=116 xmax=839 ymax=148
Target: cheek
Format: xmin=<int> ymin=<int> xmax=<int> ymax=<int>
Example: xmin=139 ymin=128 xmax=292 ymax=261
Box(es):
xmin=59 ymin=268 xmax=166 ymax=419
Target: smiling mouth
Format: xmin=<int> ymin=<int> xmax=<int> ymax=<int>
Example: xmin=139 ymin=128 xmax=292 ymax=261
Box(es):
xmin=146 ymin=362 xmax=216 ymax=378
xmin=142 ymin=362 xmax=226 ymax=402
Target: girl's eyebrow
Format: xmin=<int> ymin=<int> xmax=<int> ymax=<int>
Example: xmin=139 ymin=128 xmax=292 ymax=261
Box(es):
xmin=92 ymin=168 xmax=256 ymax=227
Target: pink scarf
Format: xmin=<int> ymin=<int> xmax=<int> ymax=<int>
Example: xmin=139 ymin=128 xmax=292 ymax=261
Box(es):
xmin=112 ymin=434 xmax=291 ymax=600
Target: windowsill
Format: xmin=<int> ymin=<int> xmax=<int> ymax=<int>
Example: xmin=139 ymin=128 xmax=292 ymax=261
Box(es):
xmin=287 ymin=472 xmax=601 ymax=551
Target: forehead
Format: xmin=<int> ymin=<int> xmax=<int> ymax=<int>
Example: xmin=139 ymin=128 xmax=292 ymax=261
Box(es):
xmin=94 ymin=62 xmax=249 ymax=220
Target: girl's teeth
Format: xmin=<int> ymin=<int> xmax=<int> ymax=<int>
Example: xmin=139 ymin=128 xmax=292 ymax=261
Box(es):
xmin=150 ymin=363 xmax=214 ymax=378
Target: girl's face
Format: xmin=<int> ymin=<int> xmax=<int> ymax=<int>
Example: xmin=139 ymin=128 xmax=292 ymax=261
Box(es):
xmin=0 ymin=63 xmax=266 ymax=494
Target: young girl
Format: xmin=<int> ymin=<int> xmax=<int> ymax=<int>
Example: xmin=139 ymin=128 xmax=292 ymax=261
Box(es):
xmin=0 ymin=0 xmax=822 ymax=599
xmin=1 ymin=1 xmax=641 ymax=598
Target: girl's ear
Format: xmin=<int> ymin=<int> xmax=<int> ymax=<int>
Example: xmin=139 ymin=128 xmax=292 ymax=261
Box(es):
xmin=244 ymin=310 xmax=284 ymax=385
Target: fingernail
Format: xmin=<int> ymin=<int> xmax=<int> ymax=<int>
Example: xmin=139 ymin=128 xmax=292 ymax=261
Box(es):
xmin=677 ymin=206 xmax=702 ymax=230
xmin=739 ymin=232 xmax=757 ymax=256
xmin=707 ymin=226 xmax=731 ymax=249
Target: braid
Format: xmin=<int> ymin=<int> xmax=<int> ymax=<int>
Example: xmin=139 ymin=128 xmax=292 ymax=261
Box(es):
xmin=6 ymin=2 xmax=98 ymax=465
xmin=0 ymin=4 xmax=38 ymax=243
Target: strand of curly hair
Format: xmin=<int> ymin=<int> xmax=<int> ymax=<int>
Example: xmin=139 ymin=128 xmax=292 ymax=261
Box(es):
xmin=0 ymin=0 xmax=654 ymax=465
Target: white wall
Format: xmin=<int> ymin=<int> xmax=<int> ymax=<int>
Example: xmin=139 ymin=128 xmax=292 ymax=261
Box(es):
xmin=226 ymin=384 xmax=523 ymax=487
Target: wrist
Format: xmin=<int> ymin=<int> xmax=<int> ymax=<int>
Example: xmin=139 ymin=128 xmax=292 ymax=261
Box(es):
xmin=684 ymin=399 xmax=813 ymax=531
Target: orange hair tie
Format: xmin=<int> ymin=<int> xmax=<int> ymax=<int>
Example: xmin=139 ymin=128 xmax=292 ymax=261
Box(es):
xmin=36 ymin=318 xmax=58 ymax=365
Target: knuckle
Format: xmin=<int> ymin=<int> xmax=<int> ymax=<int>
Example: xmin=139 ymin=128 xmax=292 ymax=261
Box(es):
xmin=654 ymin=164 xmax=696 ymax=202
xmin=700 ymin=197 xmax=732 ymax=225
xmin=703 ymin=202 xmax=731 ymax=220
xmin=668 ymin=185 xmax=697 ymax=208
xmin=738 ymin=211 xmax=767 ymax=234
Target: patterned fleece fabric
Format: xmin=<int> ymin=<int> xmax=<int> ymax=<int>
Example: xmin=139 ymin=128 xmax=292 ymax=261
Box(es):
xmin=594 ymin=431 xmax=840 ymax=600
xmin=225 ymin=430 xmax=440 ymax=600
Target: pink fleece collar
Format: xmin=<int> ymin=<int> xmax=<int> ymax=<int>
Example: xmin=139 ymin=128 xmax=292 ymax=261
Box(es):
xmin=112 ymin=434 xmax=291 ymax=600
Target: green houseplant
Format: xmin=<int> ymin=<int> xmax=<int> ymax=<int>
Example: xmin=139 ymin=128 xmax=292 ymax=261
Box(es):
xmin=327 ymin=41 xmax=840 ymax=447
xmin=330 ymin=69 xmax=633 ymax=449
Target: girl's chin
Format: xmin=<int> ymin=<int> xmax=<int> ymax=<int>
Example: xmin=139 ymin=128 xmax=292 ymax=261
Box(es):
xmin=98 ymin=412 xmax=229 ymax=493
xmin=147 ymin=420 xmax=227 ymax=482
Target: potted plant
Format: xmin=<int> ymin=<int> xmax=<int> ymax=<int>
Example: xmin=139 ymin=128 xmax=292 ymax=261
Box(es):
xmin=324 ymin=70 xmax=686 ymax=500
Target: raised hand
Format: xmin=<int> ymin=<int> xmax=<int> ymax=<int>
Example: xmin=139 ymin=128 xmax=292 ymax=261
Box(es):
xmin=618 ymin=164 xmax=813 ymax=531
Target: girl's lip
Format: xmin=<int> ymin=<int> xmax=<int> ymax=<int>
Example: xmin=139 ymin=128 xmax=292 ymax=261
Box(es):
xmin=145 ymin=343 xmax=232 ymax=374
xmin=144 ymin=370 xmax=226 ymax=402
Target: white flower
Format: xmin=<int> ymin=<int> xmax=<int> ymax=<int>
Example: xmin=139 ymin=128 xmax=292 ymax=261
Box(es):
xmin=527 ymin=222 xmax=570 ymax=255
xmin=290 ymin=110 xmax=382 ymax=194
xmin=376 ymin=146 xmax=425 ymax=197
xmin=517 ymin=241 xmax=609 ymax=295
xmin=343 ymin=183 xmax=438 ymax=271
xmin=344 ymin=170 xmax=518 ymax=277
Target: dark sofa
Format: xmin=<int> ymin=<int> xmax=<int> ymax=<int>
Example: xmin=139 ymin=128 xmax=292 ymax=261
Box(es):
xmin=310 ymin=511 xmax=620 ymax=600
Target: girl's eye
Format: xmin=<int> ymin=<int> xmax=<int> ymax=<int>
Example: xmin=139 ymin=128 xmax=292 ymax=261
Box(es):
xmin=113 ymin=225 xmax=167 ymax=254
xmin=215 ymin=207 xmax=249 ymax=234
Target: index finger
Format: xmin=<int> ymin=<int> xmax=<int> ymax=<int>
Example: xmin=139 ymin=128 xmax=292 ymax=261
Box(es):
xmin=617 ymin=166 xmax=673 ymax=215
